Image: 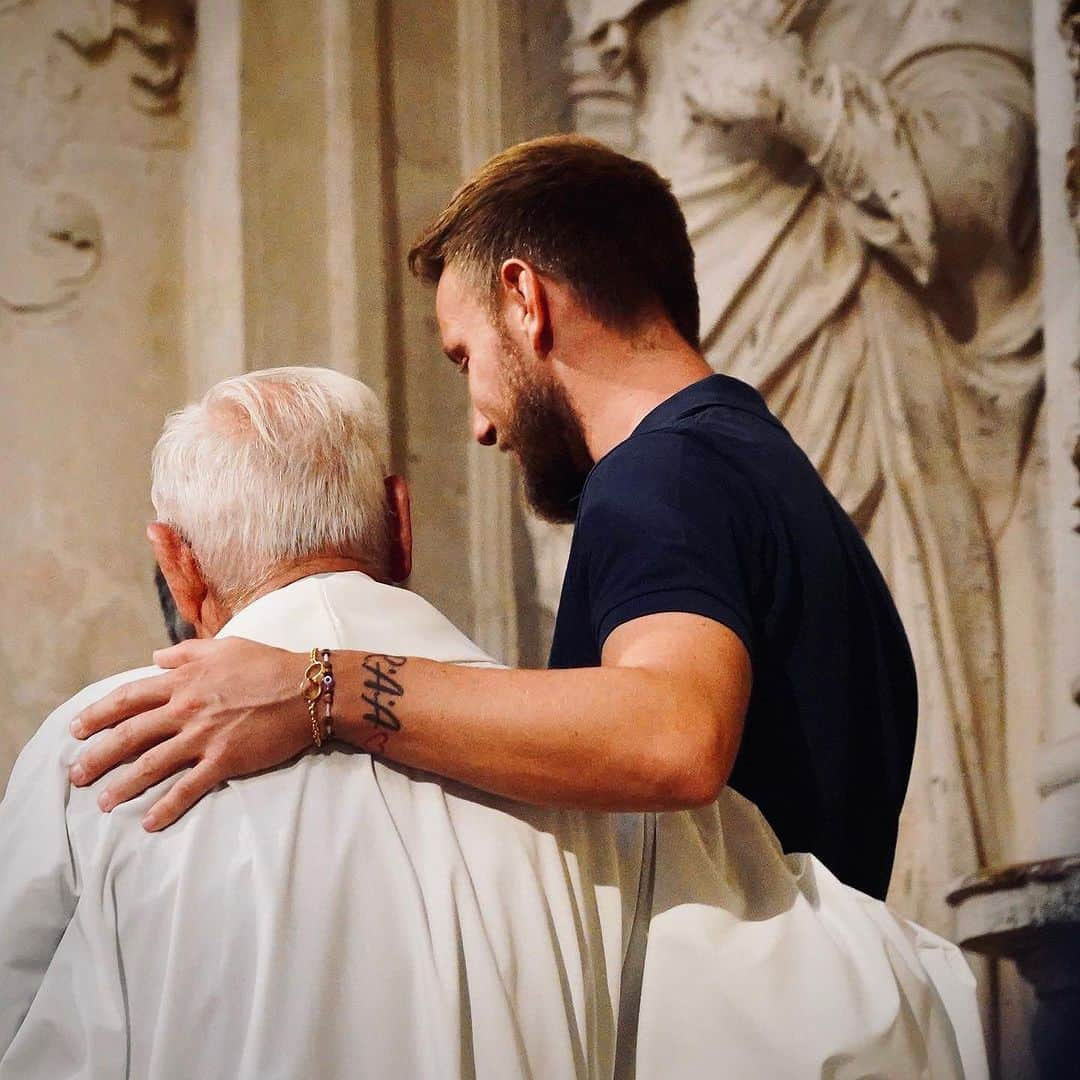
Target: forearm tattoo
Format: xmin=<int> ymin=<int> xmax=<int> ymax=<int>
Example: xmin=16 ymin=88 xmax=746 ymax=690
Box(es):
xmin=358 ymin=653 xmax=408 ymax=754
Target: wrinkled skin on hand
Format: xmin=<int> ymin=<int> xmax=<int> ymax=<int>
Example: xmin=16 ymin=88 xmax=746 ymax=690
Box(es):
xmin=68 ymin=637 xmax=306 ymax=831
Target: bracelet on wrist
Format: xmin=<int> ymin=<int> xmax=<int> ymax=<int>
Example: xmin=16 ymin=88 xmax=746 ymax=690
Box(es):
xmin=301 ymin=648 xmax=335 ymax=748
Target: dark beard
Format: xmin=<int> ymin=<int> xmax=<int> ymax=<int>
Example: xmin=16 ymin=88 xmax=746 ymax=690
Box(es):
xmin=503 ymin=359 xmax=593 ymax=525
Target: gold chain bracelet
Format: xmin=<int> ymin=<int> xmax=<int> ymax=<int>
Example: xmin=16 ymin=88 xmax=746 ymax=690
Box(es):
xmin=301 ymin=648 xmax=335 ymax=748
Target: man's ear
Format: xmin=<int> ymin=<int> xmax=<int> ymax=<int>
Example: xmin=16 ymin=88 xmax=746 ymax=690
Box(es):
xmin=499 ymin=258 xmax=552 ymax=357
xmin=147 ymin=522 xmax=208 ymax=628
xmin=384 ymin=475 xmax=413 ymax=583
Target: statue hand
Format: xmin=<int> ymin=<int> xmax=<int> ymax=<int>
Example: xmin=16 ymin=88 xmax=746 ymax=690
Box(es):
xmin=681 ymin=8 xmax=806 ymax=130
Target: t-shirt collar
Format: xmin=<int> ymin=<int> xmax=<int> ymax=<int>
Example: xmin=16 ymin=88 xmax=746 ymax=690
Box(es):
xmin=630 ymin=373 xmax=782 ymax=438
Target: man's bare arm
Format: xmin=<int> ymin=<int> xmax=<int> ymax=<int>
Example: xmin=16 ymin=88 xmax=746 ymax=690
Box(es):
xmin=69 ymin=612 xmax=750 ymax=829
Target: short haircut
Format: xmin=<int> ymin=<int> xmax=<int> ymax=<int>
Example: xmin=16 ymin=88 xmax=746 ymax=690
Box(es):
xmin=408 ymin=134 xmax=700 ymax=349
xmin=151 ymin=367 xmax=390 ymax=605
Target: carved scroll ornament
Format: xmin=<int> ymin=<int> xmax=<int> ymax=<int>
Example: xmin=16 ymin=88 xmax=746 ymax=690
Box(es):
xmin=0 ymin=0 xmax=193 ymax=322
xmin=0 ymin=191 xmax=103 ymax=319
xmin=54 ymin=0 xmax=196 ymax=114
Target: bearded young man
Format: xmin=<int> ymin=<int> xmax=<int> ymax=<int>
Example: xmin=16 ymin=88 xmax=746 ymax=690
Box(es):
xmin=69 ymin=136 xmax=916 ymax=904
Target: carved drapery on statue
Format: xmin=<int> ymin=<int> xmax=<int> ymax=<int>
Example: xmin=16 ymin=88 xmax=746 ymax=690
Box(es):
xmin=566 ymin=0 xmax=1043 ymax=934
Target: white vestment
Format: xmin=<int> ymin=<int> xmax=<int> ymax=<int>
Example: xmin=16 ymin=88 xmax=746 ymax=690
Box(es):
xmin=0 ymin=571 xmax=984 ymax=1078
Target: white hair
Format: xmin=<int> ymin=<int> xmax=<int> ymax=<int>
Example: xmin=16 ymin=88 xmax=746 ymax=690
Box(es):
xmin=152 ymin=366 xmax=391 ymax=604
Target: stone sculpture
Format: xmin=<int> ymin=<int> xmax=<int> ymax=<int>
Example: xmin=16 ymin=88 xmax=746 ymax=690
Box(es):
xmin=565 ymin=0 xmax=1044 ymax=934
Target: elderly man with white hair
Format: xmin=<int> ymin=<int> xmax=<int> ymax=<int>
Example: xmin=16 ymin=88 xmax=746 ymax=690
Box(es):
xmin=1 ymin=367 xmax=984 ymax=1078
xmin=1 ymin=367 xmax=648 ymax=1078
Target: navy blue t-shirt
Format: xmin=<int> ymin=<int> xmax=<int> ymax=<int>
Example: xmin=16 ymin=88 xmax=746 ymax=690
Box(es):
xmin=548 ymin=374 xmax=917 ymax=900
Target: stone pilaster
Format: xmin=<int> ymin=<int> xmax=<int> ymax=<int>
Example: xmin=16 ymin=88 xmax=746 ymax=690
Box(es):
xmin=949 ymin=3 xmax=1080 ymax=1076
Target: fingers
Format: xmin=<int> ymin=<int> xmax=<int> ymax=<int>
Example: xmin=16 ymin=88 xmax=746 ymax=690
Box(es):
xmin=141 ymin=761 xmax=223 ymax=832
xmin=72 ymin=672 xmax=176 ymax=739
xmin=152 ymin=638 xmax=213 ymax=669
xmin=70 ymin=705 xmax=176 ymax=788
xmin=67 ymin=635 xmax=299 ymax=832
xmin=94 ymin=734 xmax=198 ymax=813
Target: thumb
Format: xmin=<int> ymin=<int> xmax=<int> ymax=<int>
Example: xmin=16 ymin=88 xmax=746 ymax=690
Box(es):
xmin=153 ymin=638 xmax=211 ymax=669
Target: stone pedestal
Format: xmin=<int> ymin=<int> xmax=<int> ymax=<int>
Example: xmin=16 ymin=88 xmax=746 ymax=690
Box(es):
xmin=949 ymin=858 xmax=1080 ymax=1078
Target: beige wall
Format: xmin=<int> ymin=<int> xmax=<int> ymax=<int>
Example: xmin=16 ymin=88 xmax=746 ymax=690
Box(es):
xmin=0 ymin=0 xmax=564 ymax=786
xmin=389 ymin=0 xmax=475 ymax=632
xmin=0 ymin=0 xmax=190 ymax=781
xmin=0 ymin=0 xmax=480 ymax=787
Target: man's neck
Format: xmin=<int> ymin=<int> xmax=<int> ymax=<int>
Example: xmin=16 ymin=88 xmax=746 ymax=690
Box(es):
xmin=209 ymin=556 xmax=381 ymax=635
xmin=555 ymin=328 xmax=713 ymax=462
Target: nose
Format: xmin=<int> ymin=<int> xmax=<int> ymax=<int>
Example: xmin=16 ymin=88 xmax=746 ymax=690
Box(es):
xmin=594 ymin=23 xmax=630 ymax=77
xmin=473 ymin=410 xmax=496 ymax=446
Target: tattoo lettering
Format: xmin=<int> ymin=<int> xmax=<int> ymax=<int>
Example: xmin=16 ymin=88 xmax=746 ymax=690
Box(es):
xmin=360 ymin=654 xmax=407 ymax=742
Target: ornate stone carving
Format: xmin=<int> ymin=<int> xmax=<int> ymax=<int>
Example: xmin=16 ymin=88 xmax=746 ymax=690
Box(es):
xmin=1062 ymin=1 xmax=1080 ymax=716
xmin=54 ymin=0 xmax=196 ymax=114
xmin=0 ymin=0 xmax=193 ymax=321
xmin=1074 ymin=433 xmax=1080 ymax=540
xmin=0 ymin=54 xmax=103 ymax=318
xmin=1063 ymin=0 xmax=1080 ymax=243
xmin=0 ymin=191 xmax=102 ymax=316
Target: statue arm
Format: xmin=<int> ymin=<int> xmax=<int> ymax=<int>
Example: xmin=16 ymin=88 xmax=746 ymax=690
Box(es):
xmin=781 ymin=61 xmax=939 ymax=284
xmin=679 ymin=9 xmax=941 ymax=282
xmin=680 ymin=10 xmax=1034 ymax=289
xmin=777 ymin=48 xmax=1034 ymax=289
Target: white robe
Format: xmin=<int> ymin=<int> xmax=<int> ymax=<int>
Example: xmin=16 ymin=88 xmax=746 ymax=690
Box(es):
xmin=0 ymin=571 xmax=984 ymax=1078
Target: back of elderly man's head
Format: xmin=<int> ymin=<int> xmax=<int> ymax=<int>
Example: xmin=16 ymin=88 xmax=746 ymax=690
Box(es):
xmin=151 ymin=367 xmax=390 ymax=607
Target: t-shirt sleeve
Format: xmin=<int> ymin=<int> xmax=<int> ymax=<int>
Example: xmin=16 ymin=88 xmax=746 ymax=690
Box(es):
xmin=576 ymin=428 xmax=759 ymax=657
